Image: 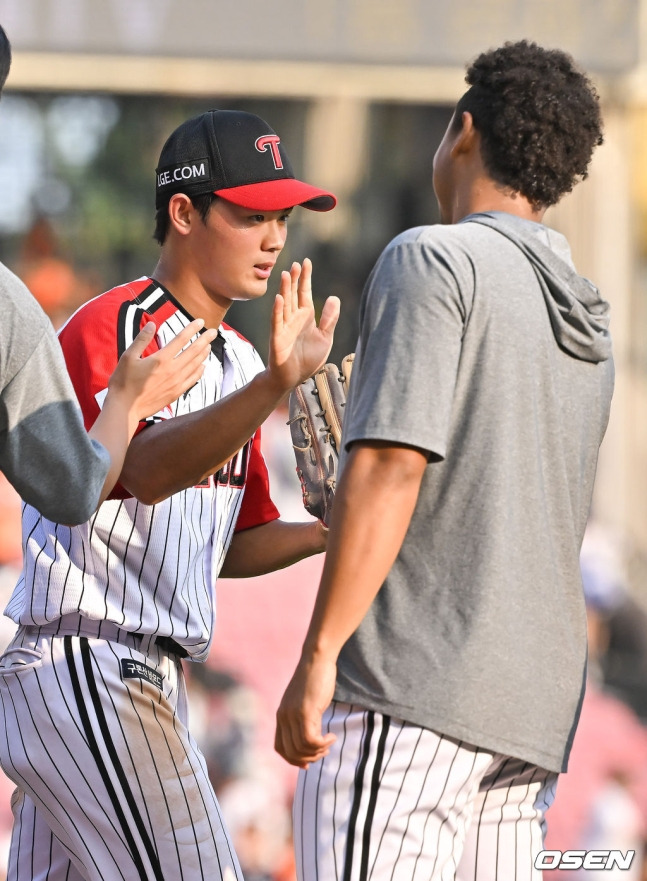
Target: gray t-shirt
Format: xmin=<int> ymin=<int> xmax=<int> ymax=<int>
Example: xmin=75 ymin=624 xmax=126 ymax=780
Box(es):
xmin=0 ymin=262 xmax=110 ymax=524
xmin=335 ymin=212 xmax=614 ymax=773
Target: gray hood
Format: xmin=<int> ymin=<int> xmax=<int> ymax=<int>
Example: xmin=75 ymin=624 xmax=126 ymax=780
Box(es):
xmin=464 ymin=212 xmax=612 ymax=363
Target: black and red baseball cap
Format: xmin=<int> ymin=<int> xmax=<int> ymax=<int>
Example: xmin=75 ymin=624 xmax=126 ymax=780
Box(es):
xmin=155 ymin=110 xmax=336 ymax=212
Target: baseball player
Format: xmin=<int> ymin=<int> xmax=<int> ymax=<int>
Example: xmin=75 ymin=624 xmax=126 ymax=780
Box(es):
xmin=0 ymin=109 xmax=339 ymax=881
xmin=276 ymin=41 xmax=614 ymax=880
xmin=0 ymin=24 xmax=216 ymax=525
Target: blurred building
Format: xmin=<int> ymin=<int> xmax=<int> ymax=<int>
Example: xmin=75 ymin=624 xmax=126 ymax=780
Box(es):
xmin=0 ymin=0 xmax=646 ymax=575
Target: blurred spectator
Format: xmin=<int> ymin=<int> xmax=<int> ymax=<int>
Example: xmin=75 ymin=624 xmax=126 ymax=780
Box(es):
xmin=545 ymin=522 xmax=647 ymax=878
xmin=187 ymin=663 xmax=260 ymax=794
xmin=218 ymin=770 xmax=295 ymax=881
xmin=545 ymin=680 xmax=647 ymax=879
xmin=16 ymin=216 xmax=99 ymax=327
xmin=599 ymin=597 xmax=647 ymax=724
xmin=579 ymin=521 xmax=628 ymax=617
xmin=187 ymin=665 xmax=297 ymax=880
xmin=580 ymin=523 xmax=647 ymax=721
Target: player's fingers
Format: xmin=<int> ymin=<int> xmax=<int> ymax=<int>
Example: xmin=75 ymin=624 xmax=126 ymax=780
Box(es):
xmin=274 ymin=723 xmax=304 ymax=768
xmin=318 ymin=296 xmax=341 ymax=337
xmin=272 ymin=291 xmax=285 ymax=337
xmin=296 ymin=257 xmax=313 ymax=308
xmin=169 ymin=362 xmax=206 ymax=396
xmin=172 ymin=342 xmax=214 ymax=386
xmin=300 ymin=723 xmax=336 ymax=755
xmin=278 ymin=269 xmax=295 ymax=324
xmin=287 ymin=707 xmax=335 ymax=761
xmin=275 ymin=721 xmax=320 ymax=769
xmin=156 ymin=319 xmax=207 ymax=359
xmin=121 ymin=321 xmax=158 ymax=360
xmin=286 ymin=262 xmax=301 ymax=319
xmin=286 ymin=734 xmax=335 ymax=768
xmin=275 ymin=707 xmax=306 ymax=765
xmin=295 ymin=740 xmax=335 ymax=767
xmin=172 ymin=327 xmax=218 ymax=367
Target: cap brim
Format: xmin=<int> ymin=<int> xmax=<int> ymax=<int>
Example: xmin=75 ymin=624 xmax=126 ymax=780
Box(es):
xmin=215 ymin=178 xmax=336 ymax=212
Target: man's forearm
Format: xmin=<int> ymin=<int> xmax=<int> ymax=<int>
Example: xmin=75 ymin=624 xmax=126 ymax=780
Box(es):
xmin=220 ymin=519 xmax=327 ymax=578
xmin=301 ymin=441 xmax=428 ymax=661
xmin=119 ymin=368 xmax=287 ymax=504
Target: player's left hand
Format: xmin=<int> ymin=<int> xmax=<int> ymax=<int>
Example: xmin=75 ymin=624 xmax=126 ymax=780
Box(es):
xmin=275 ymin=651 xmax=337 ymax=769
xmin=268 ymin=259 xmax=340 ymax=394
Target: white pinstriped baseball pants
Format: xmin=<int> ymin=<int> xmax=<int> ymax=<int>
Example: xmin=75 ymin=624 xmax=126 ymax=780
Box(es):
xmin=294 ymin=702 xmax=558 ymax=881
xmin=0 ymin=626 xmax=243 ymax=881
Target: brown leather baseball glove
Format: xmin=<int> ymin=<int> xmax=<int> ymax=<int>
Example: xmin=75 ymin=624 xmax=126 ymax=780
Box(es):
xmin=287 ymin=354 xmax=354 ymax=525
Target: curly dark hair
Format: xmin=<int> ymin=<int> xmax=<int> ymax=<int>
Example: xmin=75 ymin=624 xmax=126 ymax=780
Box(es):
xmin=453 ymin=40 xmax=603 ymax=209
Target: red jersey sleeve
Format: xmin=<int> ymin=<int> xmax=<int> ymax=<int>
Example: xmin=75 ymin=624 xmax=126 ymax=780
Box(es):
xmin=235 ymin=428 xmax=280 ymax=532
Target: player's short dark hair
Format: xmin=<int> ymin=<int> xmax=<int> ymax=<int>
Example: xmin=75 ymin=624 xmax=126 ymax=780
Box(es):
xmin=0 ymin=25 xmax=12 ymax=94
xmin=153 ymin=192 xmax=219 ymax=245
xmin=453 ymin=40 xmax=604 ymax=210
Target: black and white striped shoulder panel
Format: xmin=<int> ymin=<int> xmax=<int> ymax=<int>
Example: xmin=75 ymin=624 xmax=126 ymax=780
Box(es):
xmin=116 ymin=282 xmax=176 ymax=358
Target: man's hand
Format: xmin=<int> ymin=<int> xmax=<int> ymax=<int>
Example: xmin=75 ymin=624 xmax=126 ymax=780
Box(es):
xmin=109 ymin=319 xmax=218 ymax=424
xmin=275 ymin=651 xmax=338 ymax=769
xmin=91 ymin=319 xmax=218 ymax=507
xmin=268 ymin=259 xmax=340 ymax=393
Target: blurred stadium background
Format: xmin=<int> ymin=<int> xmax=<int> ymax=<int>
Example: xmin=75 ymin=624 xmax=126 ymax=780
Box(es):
xmin=0 ymin=1 xmax=647 ymax=878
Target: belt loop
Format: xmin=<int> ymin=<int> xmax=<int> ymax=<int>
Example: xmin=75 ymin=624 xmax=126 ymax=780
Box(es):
xmin=155 ymin=635 xmax=189 ymax=659
xmin=135 ymin=633 xmax=157 ymax=655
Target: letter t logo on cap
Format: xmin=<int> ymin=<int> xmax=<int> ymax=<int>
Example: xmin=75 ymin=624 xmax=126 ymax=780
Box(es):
xmin=255 ymin=135 xmax=283 ymax=170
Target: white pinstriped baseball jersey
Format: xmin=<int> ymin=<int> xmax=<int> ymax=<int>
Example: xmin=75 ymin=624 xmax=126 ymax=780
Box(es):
xmin=4 ymin=277 xmax=279 ymax=660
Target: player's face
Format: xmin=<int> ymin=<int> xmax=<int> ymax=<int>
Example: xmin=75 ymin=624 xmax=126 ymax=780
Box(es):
xmin=190 ymin=198 xmax=291 ymax=307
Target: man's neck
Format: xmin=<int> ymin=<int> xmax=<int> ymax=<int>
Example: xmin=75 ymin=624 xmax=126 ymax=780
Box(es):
xmin=151 ymin=257 xmax=229 ymax=329
xmin=450 ymin=182 xmax=546 ymax=226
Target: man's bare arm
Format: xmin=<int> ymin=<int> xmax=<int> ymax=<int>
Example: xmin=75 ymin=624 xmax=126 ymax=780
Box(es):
xmin=274 ymin=440 xmax=427 ymax=768
xmin=219 ymin=519 xmax=328 ymax=578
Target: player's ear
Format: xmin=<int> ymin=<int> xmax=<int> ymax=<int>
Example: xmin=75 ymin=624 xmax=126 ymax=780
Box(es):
xmin=167 ymin=193 xmax=194 ymax=237
xmin=450 ymin=111 xmax=479 ymax=158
